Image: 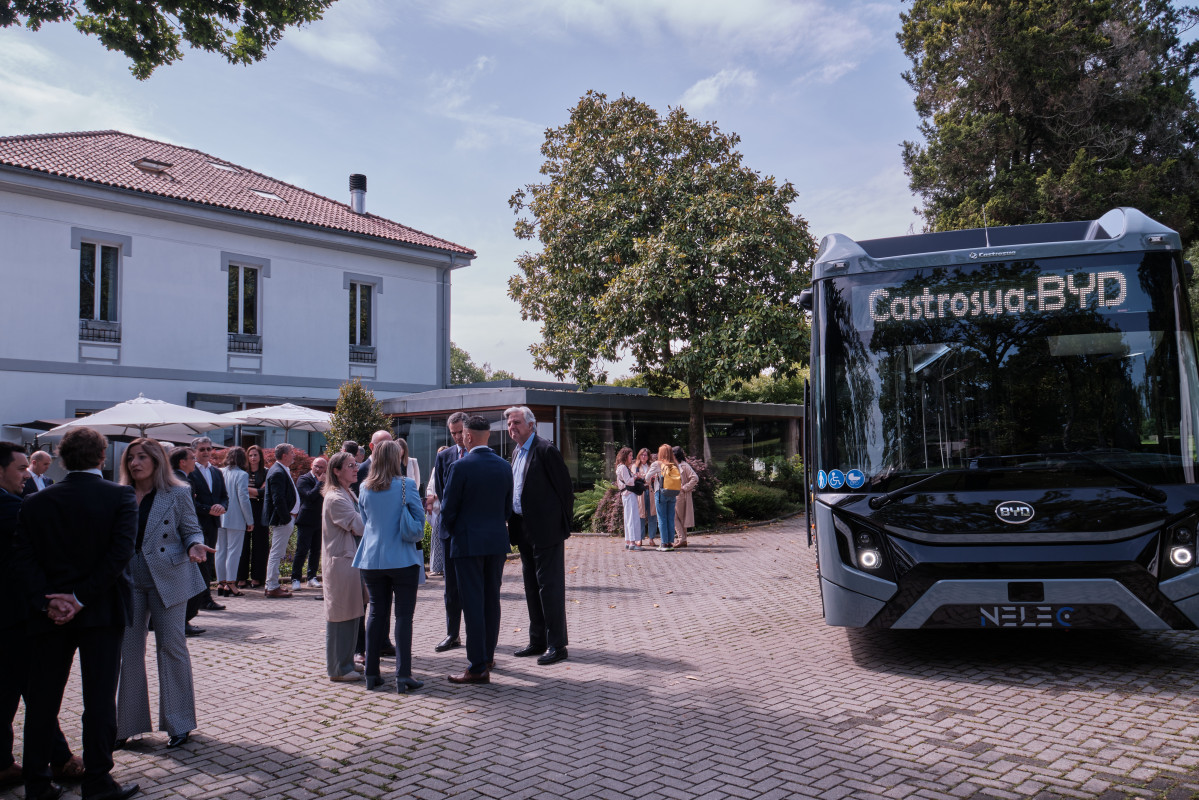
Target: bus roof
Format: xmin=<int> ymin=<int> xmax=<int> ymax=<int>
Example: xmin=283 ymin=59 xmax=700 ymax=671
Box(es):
xmin=811 ymin=207 xmax=1181 ymax=281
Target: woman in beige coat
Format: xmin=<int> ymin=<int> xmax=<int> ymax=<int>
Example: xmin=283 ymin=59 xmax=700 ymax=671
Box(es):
xmin=672 ymin=447 xmax=699 ymax=547
xmin=322 ymin=451 xmax=367 ymax=681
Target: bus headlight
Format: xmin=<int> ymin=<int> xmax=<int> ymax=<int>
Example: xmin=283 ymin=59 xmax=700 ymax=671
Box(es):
xmin=858 ymin=549 xmax=882 ymax=569
xmin=1170 ymin=546 xmax=1194 ymax=567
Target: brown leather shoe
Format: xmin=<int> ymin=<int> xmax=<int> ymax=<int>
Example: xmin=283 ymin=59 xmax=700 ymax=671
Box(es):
xmin=264 ymin=587 xmax=292 ymax=598
xmin=447 ymin=669 xmax=490 ymax=684
xmin=51 ymin=755 xmax=84 ymax=781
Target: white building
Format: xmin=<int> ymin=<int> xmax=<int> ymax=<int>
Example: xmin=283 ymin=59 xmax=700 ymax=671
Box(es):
xmin=0 ymin=130 xmax=473 ymax=451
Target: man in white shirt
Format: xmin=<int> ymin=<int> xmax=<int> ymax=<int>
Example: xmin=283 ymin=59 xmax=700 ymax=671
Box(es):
xmin=21 ymin=451 xmax=53 ymax=497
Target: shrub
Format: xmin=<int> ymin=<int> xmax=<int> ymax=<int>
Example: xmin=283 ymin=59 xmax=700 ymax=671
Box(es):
xmin=715 ymin=481 xmax=790 ymax=520
xmin=763 ymin=453 xmax=806 ymax=501
xmin=590 ymin=486 xmax=624 ymax=535
xmin=685 ymin=457 xmax=720 ymax=528
xmin=573 ymin=485 xmax=609 ymax=531
xmin=720 ymin=454 xmax=757 ymax=484
xmin=423 ymin=519 xmax=432 ymax=564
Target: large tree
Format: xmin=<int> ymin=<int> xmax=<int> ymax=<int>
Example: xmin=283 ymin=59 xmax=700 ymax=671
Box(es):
xmin=509 ymin=91 xmax=816 ymax=457
xmin=450 ymin=342 xmax=516 ymax=385
xmin=901 ymin=0 xmax=1199 ymax=237
xmin=1 ymin=0 xmax=335 ymax=79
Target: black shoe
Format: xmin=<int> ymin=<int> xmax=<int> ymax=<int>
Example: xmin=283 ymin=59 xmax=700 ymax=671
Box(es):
xmin=364 ymin=675 xmax=384 ymax=690
xmin=27 ymin=784 xmax=64 ymax=800
xmin=379 ymin=644 xmax=396 ymax=657
xmin=113 ymin=738 xmax=128 ymax=750
xmin=435 ymin=636 xmax=461 ymax=652
xmin=83 ymin=782 xmax=139 ymax=800
xmin=166 ymin=732 xmax=190 ymax=748
xmin=537 ymin=647 xmax=568 ymax=665
xmin=201 ymin=601 xmax=225 ymax=611
xmin=184 ymin=624 xmax=205 ymax=637
xmin=396 ymin=676 xmax=424 ymax=693
xmin=514 ymin=643 xmax=546 ymax=657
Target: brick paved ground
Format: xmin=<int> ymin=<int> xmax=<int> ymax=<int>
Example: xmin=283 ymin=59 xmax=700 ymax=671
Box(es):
xmin=10 ymin=519 xmax=1199 ymax=800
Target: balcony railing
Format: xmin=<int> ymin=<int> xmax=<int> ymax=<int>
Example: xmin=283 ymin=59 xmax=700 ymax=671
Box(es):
xmin=228 ymin=333 xmax=263 ymax=354
xmin=349 ymin=345 xmax=377 ymax=364
xmin=79 ymin=319 xmax=121 ymax=343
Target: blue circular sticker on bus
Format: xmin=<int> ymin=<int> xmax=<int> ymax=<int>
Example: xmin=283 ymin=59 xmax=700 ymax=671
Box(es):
xmin=828 ymin=470 xmax=845 ymax=489
xmin=816 ymin=470 xmax=827 ymax=490
xmin=846 ymin=469 xmax=865 ymax=489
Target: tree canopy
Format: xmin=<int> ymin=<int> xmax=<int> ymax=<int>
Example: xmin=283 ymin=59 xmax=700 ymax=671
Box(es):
xmin=900 ymin=0 xmax=1199 ymax=237
xmin=1 ymin=0 xmax=335 ymax=79
xmin=450 ymin=342 xmax=516 ymax=385
xmin=509 ymin=91 xmax=815 ymax=456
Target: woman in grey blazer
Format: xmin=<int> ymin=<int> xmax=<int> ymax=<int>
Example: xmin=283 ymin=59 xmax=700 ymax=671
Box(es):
xmin=217 ymin=446 xmax=253 ymax=597
xmin=116 ymin=438 xmax=214 ymax=749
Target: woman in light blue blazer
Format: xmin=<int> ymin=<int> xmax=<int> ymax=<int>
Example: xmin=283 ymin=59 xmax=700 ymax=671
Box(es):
xmin=217 ymin=446 xmax=253 ymax=597
xmin=117 ymin=438 xmax=213 ymax=749
xmin=352 ymin=440 xmax=426 ymax=692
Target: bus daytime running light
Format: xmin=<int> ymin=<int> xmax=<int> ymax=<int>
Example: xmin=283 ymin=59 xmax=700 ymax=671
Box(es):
xmin=858 ymin=549 xmax=882 ymax=570
xmin=1170 ymin=546 xmax=1194 ymax=568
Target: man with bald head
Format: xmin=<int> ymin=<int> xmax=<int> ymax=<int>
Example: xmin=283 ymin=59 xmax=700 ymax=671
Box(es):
xmin=22 ymin=451 xmax=53 ymax=497
xmin=291 ymin=456 xmax=327 ymax=590
xmin=356 ymin=429 xmax=393 ymax=489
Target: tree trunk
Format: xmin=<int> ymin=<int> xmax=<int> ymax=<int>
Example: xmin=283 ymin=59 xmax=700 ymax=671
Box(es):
xmin=687 ymin=389 xmax=706 ymax=462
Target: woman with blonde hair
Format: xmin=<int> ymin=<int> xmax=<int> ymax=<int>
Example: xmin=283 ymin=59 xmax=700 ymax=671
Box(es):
xmin=634 ymin=448 xmax=659 ymax=548
xmin=654 ymin=445 xmax=682 ymax=552
xmin=396 ymin=437 xmax=421 ymax=490
xmin=352 ymin=440 xmax=427 ymax=692
xmin=116 ymin=438 xmax=213 ymax=749
xmin=322 ymin=451 xmax=367 ymax=681
xmin=216 ymin=446 xmax=252 ymax=596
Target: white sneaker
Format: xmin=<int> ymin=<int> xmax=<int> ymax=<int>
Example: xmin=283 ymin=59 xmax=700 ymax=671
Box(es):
xmin=291 ymin=579 xmax=302 ymax=591
xmin=307 ymin=577 xmax=322 ymax=588
xmin=330 ymin=671 xmax=362 ymax=682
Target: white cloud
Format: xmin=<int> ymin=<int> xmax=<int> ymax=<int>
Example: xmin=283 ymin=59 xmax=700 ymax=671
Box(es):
xmin=0 ymin=31 xmax=166 ymax=140
xmin=804 ymin=165 xmax=921 ymax=241
xmin=285 ymin=0 xmax=393 ymax=74
xmin=426 ymin=56 xmax=543 ymax=151
xmin=679 ymin=68 xmax=757 ymax=112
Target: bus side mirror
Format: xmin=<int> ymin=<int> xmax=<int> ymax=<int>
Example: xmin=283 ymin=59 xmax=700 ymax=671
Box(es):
xmin=799 ymin=288 xmax=813 ymax=311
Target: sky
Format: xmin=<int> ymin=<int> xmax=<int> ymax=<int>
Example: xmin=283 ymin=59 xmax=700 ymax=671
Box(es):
xmin=0 ymin=0 xmax=923 ymax=380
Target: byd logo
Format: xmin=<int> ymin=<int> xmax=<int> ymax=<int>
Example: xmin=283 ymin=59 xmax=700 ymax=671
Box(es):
xmin=995 ymin=501 xmax=1035 ymax=524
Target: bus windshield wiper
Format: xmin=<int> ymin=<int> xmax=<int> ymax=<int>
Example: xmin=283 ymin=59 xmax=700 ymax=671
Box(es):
xmin=868 ymin=468 xmax=970 ymax=509
xmin=1045 ymin=452 xmax=1167 ymax=503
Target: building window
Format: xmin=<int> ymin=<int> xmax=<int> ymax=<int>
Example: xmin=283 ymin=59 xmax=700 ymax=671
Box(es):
xmin=79 ymin=242 xmax=118 ymax=323
xmin=227 ymin=264 xmax=262 ymax=353
xmin=349 ymin=281 xmax=373 ymax=347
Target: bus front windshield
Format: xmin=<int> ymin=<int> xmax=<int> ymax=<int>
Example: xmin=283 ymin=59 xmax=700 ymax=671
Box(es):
xmin=816 ymin=252 xmax=1199 ymax=491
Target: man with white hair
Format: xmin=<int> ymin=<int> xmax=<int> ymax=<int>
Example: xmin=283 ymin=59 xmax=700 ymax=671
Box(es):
xmin=505 ymin=406 xmax=573 ymax=665
xmin=355 ymin=429 xmax=393 ymax=489
xmin=21 ymin=451 xmax=54 ymax=497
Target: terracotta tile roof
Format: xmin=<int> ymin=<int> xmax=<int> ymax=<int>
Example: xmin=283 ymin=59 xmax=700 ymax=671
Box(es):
xmin=0 ymin=130 xmax=474 ymax=256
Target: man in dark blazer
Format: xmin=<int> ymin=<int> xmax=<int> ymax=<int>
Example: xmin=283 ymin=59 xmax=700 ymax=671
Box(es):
xmin=21 ymin=450 xmax=53 ymax=497
xmin=261 ymin=443 xmax=299 ymax=598
xmin=0 ymin=443 xmax=80 ymax=790
xmin=291 ymin=457 xmax=326 ymax=589
xmin=426 ymin=411 xmax=468 ymax=653
xmin=13 ymin=427 xmax=139 ymax=800
xmin=440 ymin=415 xmax=513 ymax=685
xmin=169 ymin=447 xmax=205 ymax=636
xmin=354 ymin=429 xmax=393 ymax=491
xmin=505 ymin=406 xmax=573 ymax=665
xmin=187 ymin=437 xmax=226 ymax=612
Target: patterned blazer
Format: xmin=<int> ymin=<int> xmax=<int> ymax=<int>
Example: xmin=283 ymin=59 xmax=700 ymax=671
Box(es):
xmin=138 ymin=484 xmax=206 ymax=609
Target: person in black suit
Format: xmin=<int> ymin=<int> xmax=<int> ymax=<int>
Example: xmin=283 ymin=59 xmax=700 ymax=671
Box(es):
xmin=505 ymin=406 xmax=573 ymax=665
xmin=262 ymin=443 xmax=299 ymax=598
xmin=13 ymin=426 xmax=140 ymax=800
xmin=426 ymin=412 xmax=467 ymax=653
xmin=291 ymin=457 xmax=326 ymax=590
xmin=186 ymin=437 xmax=226 ymax=613
xmin=0 ymin=443 xmax=80 ymax=790
xmin=21 ymin=450 xmax=54 ymax=497
xmin=355 ymin=429 xmax=393 ymax=493
xmin=439 ymin=415 xmax=513 ymax=685
xmin=169 ymin=447 xmax=205 ymax=636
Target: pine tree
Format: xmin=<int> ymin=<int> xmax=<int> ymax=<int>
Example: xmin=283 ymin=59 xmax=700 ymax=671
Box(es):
xmin=324 ymin=379 xmax=392 ymax=456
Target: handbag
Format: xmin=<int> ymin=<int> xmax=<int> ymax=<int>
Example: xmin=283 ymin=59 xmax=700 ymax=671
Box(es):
xmin=398 ymin=477 xmax=426 ymax=543
xmin=630 ymin=476 xmax=646 ymax=496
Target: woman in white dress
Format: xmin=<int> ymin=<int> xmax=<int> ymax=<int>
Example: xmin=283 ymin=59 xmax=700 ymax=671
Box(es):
xmin=614 ymin=447 xmax=641 ymax=550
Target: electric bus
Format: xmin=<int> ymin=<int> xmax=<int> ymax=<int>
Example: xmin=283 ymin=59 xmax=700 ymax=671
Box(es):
xmin=803 ymin=207 xmax=1199 ymax=628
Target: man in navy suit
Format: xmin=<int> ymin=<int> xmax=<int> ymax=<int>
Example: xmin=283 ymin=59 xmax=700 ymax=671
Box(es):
xmin=21 ymin=451 xmax=53 ymax=497
xmin=426 ymin=411 xmax=467 ymax=653
xmin=439 ymin=415 xmax=512 ymax=685
xmin=187 ymin=437 xmax=226 ymax=612
xmin=505 ymin=406 xmax=573 ymax=665
xmin=14 ymin=427 xmax=140 ymax=800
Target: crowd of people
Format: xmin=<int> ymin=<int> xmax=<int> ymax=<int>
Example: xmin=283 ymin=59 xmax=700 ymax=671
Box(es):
xmin=615 ymin=444 xmax=698 ymax=551
xmin=0 ymin=403 xmax=576 ymax=799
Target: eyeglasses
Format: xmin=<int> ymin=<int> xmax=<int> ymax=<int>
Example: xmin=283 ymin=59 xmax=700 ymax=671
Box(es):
xmin=196 ymin=447 xmax=212 ymax=453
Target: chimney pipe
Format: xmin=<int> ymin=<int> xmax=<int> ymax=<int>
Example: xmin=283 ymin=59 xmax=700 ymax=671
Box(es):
xmin=349 ymin=173 xmax=367 ymax=214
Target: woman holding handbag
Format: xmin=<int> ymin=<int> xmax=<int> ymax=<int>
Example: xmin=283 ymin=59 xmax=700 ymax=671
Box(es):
xmin=353 ymin=440 xmax=427 ymax=692
xmin=614 ymin=447 xmax=641 ymax=550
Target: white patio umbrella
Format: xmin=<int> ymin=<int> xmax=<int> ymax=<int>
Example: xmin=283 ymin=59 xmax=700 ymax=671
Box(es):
xmin=43 ymin=394 xmax=238 ymax=441
xmin=223 ymin=402 xmax=332 ymax=442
